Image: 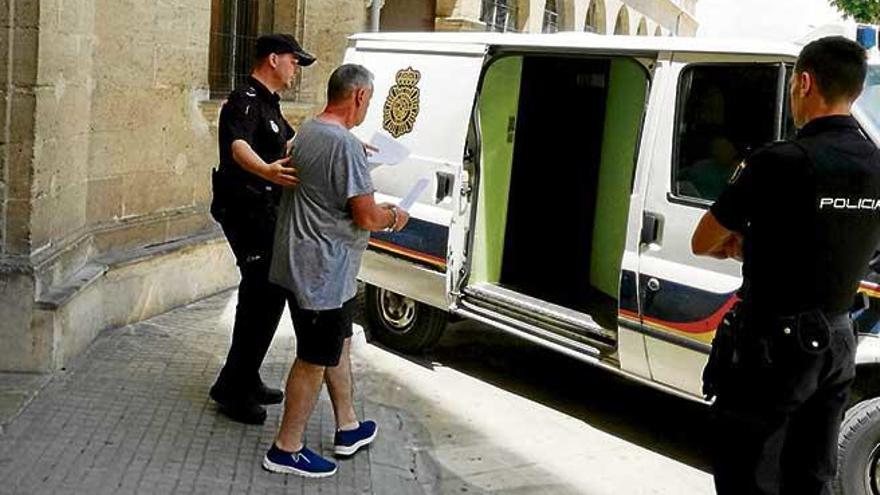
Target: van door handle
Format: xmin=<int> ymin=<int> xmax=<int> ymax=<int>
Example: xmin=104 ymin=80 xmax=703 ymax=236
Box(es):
xmin=436 ymin=171 xmax=454 ymax=203
xmin=641 ymin=212 xmax=662 ymax=245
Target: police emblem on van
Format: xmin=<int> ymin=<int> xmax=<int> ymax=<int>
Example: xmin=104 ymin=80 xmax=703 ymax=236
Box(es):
xmin=383 ymin=67 xmax=421 ymax=138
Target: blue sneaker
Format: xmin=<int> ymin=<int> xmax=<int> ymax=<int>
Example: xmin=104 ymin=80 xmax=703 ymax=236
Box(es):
xmin=262 ymin=444 xmax=337 ymax=477
xmin=334 ymin=420 xmax=378 ymax=456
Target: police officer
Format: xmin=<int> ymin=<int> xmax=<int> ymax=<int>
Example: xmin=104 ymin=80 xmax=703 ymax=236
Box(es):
xmin=209 ymin=34 xmax=315 ymax=424
xmin=693 ymin=36 xmax=880 ymax=495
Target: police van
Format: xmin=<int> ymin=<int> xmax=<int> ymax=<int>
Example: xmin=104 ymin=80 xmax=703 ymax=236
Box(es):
xmin=343 ymin=32 xmax=880 ymax=494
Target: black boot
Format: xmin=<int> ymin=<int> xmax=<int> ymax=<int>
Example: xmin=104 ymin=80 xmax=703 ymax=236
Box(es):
xmin=209 ymin=381 xmax=267 ymax=425
xmin=254 ymin=380 xmax=284 ymax=405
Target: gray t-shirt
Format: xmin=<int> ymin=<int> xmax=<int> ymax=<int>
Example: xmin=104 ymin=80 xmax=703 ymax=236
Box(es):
xmin=269 ymin=118 xmax=373 ymax=310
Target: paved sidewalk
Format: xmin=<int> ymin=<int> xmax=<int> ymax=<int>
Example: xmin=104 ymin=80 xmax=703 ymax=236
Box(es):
xmin=0 ymin=290 xmax=437 ymax=495
xmin=0 ymin=288 xmax=714 ymax=495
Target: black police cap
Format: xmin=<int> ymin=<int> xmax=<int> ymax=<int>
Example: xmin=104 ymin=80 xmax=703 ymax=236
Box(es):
xmin=255 ymin=34 xmax=316 ymax=67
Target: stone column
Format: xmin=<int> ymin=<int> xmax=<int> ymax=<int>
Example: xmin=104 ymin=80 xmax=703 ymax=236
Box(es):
xmin=0 ymin=0 xmax=45 ymax=371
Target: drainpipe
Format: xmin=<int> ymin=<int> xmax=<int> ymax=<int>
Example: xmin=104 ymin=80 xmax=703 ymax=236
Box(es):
xmin=370 ymin=0 xmax=381 ymax=32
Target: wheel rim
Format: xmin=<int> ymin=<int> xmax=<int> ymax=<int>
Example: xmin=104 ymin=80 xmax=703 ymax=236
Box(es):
xmin=377 ymin=288 xmax=417 ymax=334
xmin=867 ymin=442 xmax=880 ymax=494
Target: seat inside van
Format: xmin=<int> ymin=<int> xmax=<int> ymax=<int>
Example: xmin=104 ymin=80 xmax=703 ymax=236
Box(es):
xmin=469 ymin=54 xmax=647 ymax=329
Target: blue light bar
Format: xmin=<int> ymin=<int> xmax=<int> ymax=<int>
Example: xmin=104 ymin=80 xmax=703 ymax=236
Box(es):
xmin=857 ymin=25 xmax=877 ymax=50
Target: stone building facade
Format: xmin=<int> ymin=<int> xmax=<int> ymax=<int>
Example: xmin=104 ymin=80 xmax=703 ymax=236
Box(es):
xmin=0 ymin=0 xmax=696 ymax=372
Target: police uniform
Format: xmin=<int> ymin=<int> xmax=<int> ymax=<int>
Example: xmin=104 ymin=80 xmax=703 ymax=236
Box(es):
xmin=707 ymin=115 xmax=880 ymax=494
xmin=210 ymin=76 xmax=293 ymax=408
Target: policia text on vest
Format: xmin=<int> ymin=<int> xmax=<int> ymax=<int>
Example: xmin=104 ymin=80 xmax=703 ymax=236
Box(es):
xmin=693 ymin=37 xmax=880 ymax=495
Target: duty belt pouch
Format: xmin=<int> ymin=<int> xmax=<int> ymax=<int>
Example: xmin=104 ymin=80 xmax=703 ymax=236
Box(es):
xmin=791 ymin=310 xmax=832 ymax=355
xmin=703 ymin=302 xmax=741 ymax=400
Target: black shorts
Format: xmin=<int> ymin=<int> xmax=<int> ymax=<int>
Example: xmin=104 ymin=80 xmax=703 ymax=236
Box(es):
xmin=288 ymin=296 xmax=356 ymax=367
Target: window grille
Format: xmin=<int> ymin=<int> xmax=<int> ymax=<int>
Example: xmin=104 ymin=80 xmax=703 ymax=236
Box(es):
xmin=209 ymin=0 xmax=275 ymax=99
xmin=543 ymin=0 xmax=559 ymax=33
xmin=481 ymin=0 xmax=518 ymax=33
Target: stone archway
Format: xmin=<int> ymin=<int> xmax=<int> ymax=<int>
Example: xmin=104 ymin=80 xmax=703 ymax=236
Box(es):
xmin=585 ymin=0 xmax=606 ymax=34
xmin=613 ymin=5 xmax=629 ymax=35
xmin=637 ymin=17 xmax=647 ymax=36
xmin=654 ymin=25 xmax=663 ymax=36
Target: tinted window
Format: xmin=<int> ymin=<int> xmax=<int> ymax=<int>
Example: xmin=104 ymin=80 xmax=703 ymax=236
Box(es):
xmin=674 ymin=65 xmax=780 ymax=202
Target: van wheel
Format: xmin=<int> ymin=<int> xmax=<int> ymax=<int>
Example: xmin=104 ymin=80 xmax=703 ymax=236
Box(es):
xmin=836 ymin=397 xmax=880 ymax=495
xmin=364 ymin=285 xmax=447 ymax=353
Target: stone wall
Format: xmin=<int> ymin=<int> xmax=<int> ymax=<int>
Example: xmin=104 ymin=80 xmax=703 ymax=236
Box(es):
xmin=0 ymin=0 xmax=238 ymax=372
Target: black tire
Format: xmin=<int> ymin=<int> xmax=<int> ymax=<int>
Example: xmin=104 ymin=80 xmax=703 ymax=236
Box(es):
xmin=836 ymin=397 xmax=880 ymax=495
xmin=363 ymin=284 xmax=447 ymax=353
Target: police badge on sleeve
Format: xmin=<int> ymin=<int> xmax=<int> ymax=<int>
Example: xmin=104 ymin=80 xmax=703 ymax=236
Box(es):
xmin=729 ymin=161 xmax=747 ymax=184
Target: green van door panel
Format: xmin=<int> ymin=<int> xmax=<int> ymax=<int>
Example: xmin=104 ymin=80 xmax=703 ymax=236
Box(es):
xmin=471 ymin=56 xmax=523 ymax=284
xmin=589 ymin=58 xmax=647 ymax=299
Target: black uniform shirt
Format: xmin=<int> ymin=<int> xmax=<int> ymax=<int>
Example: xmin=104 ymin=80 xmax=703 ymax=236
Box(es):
xmin=711 ymin=115 xmax=880 ymax=315
xmin=217 ymin=77 xmax=295 ymax=203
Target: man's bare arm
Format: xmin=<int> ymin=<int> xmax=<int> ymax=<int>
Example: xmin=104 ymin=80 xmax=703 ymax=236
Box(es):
xmin=692 ymin=211 xmax=743 ymax=260
xmin=349 ymin=194 xmax=409 ymax=232
xmin=231 ymin=139 xmax=299 ymax=186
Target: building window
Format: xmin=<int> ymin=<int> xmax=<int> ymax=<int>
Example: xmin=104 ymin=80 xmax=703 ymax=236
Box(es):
xmin=209 ymin=0 xmax=275 ymax=99
xmin=481 ymin=0 xmax=518 ymax=32
xmin=543 ymin=0 xmax=559 ymax=33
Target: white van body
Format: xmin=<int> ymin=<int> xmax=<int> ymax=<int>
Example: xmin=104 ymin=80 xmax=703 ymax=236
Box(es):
xmin=344 ymin=33 xmax=880 ymax=494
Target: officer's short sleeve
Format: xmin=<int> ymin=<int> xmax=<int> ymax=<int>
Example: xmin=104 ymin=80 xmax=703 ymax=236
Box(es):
xmin=220 ymin=92 xmax=259 ymax=144
xmin=710 ymin=156 xmax=760 ymax=233
xmin=342 ymin=138 xmax=373 ymax=200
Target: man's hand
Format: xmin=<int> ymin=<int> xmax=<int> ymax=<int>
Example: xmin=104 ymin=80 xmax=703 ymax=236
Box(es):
xmin=723 ymin=233 xmax=744 ymax=261
xmin=231 ymin=139 xmax=299 ymax=187
xmin=393 ymin=207 xmax=410 ymax=231
xmin=380 ymin=203 xmax=410 ymax=231
xmin=264 ymin=156 xmax=299 ymax=187
xmin=692 ymin=211 xmax=741 ymax=260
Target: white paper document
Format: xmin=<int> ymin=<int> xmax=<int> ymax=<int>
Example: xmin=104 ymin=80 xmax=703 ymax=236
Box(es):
xmin=367 ymin=131 xmax=410 ymax=166
xmin=398 ymin=178 xmax=430 ymax=212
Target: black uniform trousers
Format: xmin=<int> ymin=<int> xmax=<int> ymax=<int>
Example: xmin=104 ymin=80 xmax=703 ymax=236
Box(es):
xmin=712 ymin=312 xmax=856 ymax=495
xmin=213 ymin=197 xmax=287 ymax=396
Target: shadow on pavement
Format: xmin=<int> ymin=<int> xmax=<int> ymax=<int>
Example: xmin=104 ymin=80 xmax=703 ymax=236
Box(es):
xmin=361 ymin=314 xmax=714 ymax=475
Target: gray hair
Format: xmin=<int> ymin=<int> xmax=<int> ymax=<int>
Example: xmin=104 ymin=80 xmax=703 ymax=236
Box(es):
xmin=327 ymin=64 xmax=374 ymax=103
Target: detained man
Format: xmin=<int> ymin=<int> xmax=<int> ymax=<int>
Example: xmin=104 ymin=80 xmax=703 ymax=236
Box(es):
xmin=262 ymin=64 xmax=410 ymax=477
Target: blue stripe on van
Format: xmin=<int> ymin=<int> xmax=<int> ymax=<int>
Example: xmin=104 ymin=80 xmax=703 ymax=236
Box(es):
xmin=369 ymin=218 xmax=448 ymax=271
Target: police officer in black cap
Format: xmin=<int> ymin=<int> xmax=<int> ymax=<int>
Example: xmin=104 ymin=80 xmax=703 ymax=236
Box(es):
xmin=693 ymin=36 xmax=880 ymax=494
xmin=209 ymin=34 xmax=316 ymax=424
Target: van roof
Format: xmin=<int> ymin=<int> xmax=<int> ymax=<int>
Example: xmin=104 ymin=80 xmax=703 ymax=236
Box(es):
xmin=350 ymin=32 xmax=801 ymax=58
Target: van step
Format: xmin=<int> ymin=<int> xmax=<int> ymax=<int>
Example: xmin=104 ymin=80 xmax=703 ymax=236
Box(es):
xmin=461 ymin=283 xmax=617 ymax=350
xmin=456 ymin=300 xmax=604 ymax=360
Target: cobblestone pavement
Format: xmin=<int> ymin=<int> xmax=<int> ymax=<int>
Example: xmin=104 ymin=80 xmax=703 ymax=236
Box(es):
xmin=0 ymin=290 xmax=435 ymax=495
xmin=0 ymin=288 xmax=714 ymax=495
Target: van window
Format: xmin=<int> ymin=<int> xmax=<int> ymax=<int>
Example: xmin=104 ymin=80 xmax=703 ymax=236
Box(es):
xmin=673 ymin=65 xmax=780 ymax=203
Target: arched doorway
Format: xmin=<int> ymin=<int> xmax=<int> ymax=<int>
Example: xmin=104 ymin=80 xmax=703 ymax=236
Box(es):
xmin=654 ymin=25 xmax=663 ymax=36
xmin=585 ymin=0 xmax=606 ymax=34
xmin=637 ymin=17 xmax=647 ymax=36
xmin=380 ymin=0 xmax=437 ymax=31
xmin=614 ymin=6 xmax=629 ymax=35
xmin=543 ymin=0 xmax=559 ymax=33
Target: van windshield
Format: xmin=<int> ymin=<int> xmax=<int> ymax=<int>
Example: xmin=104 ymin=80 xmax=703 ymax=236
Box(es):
xmin=855 ymin=64 xmax=880 ymax=142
